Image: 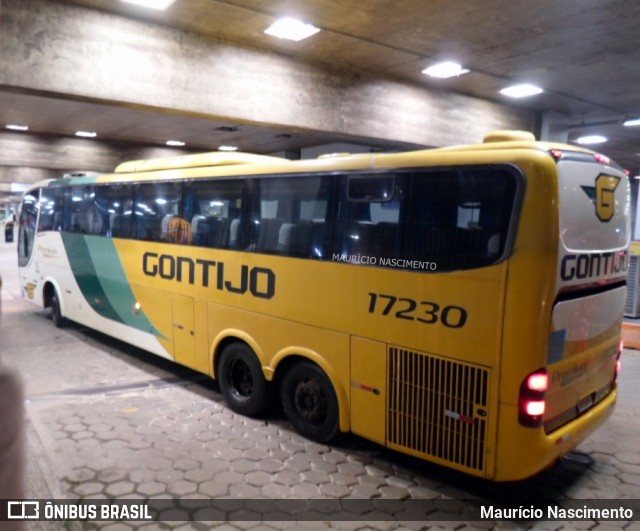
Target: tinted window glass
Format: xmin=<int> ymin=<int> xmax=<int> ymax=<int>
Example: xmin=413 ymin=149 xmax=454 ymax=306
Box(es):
xmin=348 ymin=175 xmax=395 ymax=201
xmin=95 ymin=185 xmax=133 ymax=238
xmin=18 ymin=190 xmax=39 ymax=266
xmin=331 ymin=175 xmax=405 ymax=262
xmin=63 ymin=186 xmax=105 ymax=235
xmin=404 ymin=168 xmax=517 ymax=270
xmin=330 ymin=169 xmax=517 ymax=271
xmin=185 ymin=179 xmax=244 ymax=249
xmin=133 ymin=182 xmax=182 ymax=242
xmin=253 ymin=176 xmax=330 ymax=258
xmin=38 ymin=187 xmax=65 ymax=232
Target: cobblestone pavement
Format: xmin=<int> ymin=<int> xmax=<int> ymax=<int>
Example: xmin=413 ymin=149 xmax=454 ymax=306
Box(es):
xmin=1 ymin=239 xmax=639 ymax=531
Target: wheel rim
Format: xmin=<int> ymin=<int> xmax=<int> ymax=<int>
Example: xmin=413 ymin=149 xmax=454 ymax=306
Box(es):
xmin=228 ymin=359 xmax=253 ymax=399
xmin=293 ymin=377 xmax=326 ymax=425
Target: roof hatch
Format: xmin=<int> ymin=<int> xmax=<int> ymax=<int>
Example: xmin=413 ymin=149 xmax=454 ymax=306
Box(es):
xmin=483 ymin=130 xmax=536 ymax=143
xmin=115 ymin=151 xmax=287 ymax=173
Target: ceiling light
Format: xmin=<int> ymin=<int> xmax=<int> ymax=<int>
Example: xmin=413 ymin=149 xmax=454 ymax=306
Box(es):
xmin=218 ymin=145 xmax=239 ymax=152
xmin=75 ymin=131 xmax=97 ymax=138
xmin=422 ymin=61 xmax=470 ymax=79
xmin=575 ymin=135 xmax=608 ymax=145
xmin=264 ymin=17 xmax=320 ymax=41
xmin=6 ymin=124 xmax=29 ymax=131
xmin=120 ymin=0 xmax=176 ymax=10
xmin=623 ymin=118 xmax=640 ymax=127
xmin=499 ymin=83 xmax=544 ymax=98
xmin=166 ymin=140 xmax=185 ymax=147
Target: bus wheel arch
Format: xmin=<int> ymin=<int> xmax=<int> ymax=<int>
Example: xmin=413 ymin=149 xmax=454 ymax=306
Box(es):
xmin=276 ymin=355 xmax=342 ymax=443
xmin=43 ymin=281 xmax=67 ymax=328
xmin=215 ymin=339 xmax=274 ymax=417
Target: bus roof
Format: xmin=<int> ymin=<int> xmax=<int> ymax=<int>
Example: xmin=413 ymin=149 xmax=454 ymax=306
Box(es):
xmin=111 ymin=130 xmax=605 ymax=175
xmin=26 ymin=131 xmax=620 ymax=191
xmin=429 ymin=130 xmax=597 ymax=157
xmin=114 ymin=151 xmax=289 ymax=173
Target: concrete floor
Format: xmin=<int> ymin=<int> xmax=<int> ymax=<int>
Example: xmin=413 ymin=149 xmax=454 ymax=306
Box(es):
xmin=0 ymin=228 xmax=639 ymax=530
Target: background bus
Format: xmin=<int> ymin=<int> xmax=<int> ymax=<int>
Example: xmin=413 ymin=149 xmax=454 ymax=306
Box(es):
xmin=17 ymin=131 xmax=629 ymax=480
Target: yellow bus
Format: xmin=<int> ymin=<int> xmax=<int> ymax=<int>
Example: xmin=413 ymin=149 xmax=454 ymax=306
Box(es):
xmin=17 ymin=131 xmax=629 ymax=481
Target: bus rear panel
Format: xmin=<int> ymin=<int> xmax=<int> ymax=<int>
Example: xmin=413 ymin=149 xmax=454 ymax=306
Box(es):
xmin=496 ymin=150 xmax=627 ymax=480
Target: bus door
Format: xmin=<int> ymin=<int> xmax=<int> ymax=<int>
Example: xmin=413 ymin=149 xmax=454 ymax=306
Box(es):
xmin=171 ymin=294 xmax=195 ymax=368
xmin=170 ymin=294 xmax=209 ymax=373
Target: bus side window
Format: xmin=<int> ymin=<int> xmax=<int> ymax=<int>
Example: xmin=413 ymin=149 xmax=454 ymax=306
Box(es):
xmin=331 ymin=174 xmax=403 ymax=260
xmin=95 ymin=185 xmax=133 ymax=238
xmin=186 ymin=179 xmax=244 ymax=249
xmin=253 ymin=176 xmax=329 ymax=258
xmin=133 ymin=182 xmax=181 ymax=242
xmin=38 ymin=187 xmax=65 ymax=232
xmin=63 ymin=187 xmax=101 ymax=235
xmin=406 ymin=169 xmax=517 ymax=270
xmin=328 ymin=169 xmax=516 ymax=272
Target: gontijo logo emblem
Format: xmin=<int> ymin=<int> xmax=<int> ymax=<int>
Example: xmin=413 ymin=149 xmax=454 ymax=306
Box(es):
xmin=581 ymin=174 xmax=621 ymax=222
xmin=595 ymin=174 xmax=621 ymax=222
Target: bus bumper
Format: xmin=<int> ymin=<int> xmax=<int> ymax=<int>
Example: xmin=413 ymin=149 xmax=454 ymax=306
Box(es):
xmin=494 ymin=385 xmax=617 ymax=481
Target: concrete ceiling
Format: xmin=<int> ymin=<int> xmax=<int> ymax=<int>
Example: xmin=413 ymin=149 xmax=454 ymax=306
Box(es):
xmin=4 ymin=0 xmax=640 ymax=170
xmin=0 ymin=89 xmax=382 ymax=155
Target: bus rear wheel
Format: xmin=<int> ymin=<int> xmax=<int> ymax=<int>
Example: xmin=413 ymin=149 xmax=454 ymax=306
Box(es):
xmin=218 ymin=342 xmax=272 ymax=417
xmin=50 ymin=288 xmax=68 ymax=328
xmin=280 ymin=360 xmax=339 ymax=443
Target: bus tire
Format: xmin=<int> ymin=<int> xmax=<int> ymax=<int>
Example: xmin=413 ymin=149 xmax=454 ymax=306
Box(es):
xmin=50 ymin=289 xmax=68 ymax=328
xmin=280 ymin=360 xmax=339 ymax=443
xmin=218 ymin=342 xmax=272 ymax=417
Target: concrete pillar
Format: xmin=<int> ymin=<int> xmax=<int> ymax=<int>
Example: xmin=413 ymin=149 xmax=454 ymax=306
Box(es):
xmin=0 ymin=369 xmax=25 ymax=523
xmin=539 ymin=111 xmax=570 ymax=143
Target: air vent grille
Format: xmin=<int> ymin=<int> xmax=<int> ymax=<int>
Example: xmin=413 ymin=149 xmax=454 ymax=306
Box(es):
xmin=388 ymin=347 xmax=490 ymax=472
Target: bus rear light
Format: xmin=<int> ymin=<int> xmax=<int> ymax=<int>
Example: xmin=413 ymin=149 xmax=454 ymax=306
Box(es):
xmin=526 ymin=372 xmax=548 ymax=392
xmin=614 ymin=339 xmax=623 ymax=381
xmin=524 ymin=400 xmax=545 ymax=417
xmin=519 ymin=368 xmax=547 ymax=428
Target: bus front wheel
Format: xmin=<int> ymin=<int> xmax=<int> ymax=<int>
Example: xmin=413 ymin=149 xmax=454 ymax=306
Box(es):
xmin=50 ymin=288 xmax=68 ymax=328
xmin=218 ymin=342 xmax=272 ymax=417
xmin=280 ymin=360 xmax=339 ymax=443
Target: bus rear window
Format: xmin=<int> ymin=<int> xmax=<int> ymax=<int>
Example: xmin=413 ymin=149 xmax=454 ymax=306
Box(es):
xmin=557 ymin=160 xmax=628 ymax=251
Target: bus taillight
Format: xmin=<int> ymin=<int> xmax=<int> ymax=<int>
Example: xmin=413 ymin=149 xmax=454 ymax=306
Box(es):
xmin=519 ymin=368 xmax=548 ymax=428
xmin=550 ymin=149 xmax=564 ymax=160
xmin=615 ymin=339 xmax=623 ymax=380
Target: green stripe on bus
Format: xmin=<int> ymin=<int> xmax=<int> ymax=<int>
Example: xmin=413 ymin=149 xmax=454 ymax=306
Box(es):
xmin=49 ymin=175 xmax=100 ymax=186
xmin=61 ymin=233 xmax=165 ymax=338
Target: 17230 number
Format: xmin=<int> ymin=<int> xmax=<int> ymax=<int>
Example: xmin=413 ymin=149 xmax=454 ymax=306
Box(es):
xmin=367 ymin=292 xmax=468 ymax=328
